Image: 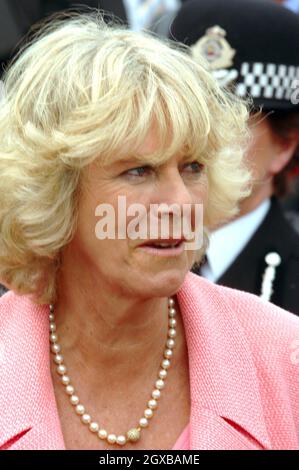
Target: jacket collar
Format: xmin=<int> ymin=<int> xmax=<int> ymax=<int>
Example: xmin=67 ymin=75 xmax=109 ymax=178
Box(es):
xmin=0 ymin=292 xmax=65 ymax=450
xmin=219 ymin=196 xmax=299 ymax=287
xmin=177 ymin=272 xmax=271 ymax=449
xmin=0 ymin=274 xmax=271 ymax=449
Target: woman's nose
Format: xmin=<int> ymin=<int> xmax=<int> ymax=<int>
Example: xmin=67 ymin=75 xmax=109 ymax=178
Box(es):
xmin=154 ymin=170 xmax=194 ymax=207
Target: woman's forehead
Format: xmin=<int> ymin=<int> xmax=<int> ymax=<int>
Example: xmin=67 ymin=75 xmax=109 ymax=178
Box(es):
xmin=94 ymin=124 xmax=189 ymax=169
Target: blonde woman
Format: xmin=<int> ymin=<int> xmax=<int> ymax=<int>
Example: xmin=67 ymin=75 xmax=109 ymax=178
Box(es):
xmin=0 ymin=14 xmax=299 ymax=450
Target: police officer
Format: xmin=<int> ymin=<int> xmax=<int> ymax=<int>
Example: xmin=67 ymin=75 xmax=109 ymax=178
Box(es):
xmin=171 ymin=0 xmax=299 ymax=315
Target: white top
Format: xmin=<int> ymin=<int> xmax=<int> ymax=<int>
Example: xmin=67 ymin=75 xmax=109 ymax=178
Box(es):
xmin=284 ymin=0 xmax=299 ymax=13
xmin=201 ymin=199 xmax=271 ymax=283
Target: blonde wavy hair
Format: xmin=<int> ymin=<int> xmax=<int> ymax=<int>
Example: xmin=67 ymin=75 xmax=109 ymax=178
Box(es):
xmin=0 ymin=12 xmax=251 ymax=304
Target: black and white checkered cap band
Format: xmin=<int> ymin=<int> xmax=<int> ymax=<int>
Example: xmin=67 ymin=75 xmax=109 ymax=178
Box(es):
xmin=235 ymin=62 xmax=299 ymax=101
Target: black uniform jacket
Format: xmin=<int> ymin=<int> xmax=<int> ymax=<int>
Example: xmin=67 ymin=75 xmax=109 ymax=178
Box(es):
xmin=194 ymin=198 xmax=299 ymax=317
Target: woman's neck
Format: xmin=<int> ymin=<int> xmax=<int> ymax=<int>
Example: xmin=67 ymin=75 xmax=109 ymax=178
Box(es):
xmin=52 ymin=266 xmax=178 ymax=387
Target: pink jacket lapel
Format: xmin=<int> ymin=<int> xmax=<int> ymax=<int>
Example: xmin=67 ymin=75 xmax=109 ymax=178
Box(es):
xmin=0 ymin=292 xmax=65 ymax=450
xmin=178 ymin=273 xmax=271 ymax=450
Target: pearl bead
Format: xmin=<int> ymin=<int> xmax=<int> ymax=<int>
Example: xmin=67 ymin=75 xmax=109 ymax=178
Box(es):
xmin=89 ymin=422 xmax=99 ymax=433
xmin=107 ymin=434 xmax=117 ymax=444
xmin=49 ymin=323 xmax=56 ymax=332
xmin=57 ymin=364 xmax=67 ymax=375
xmin=152 ymin=389 xmax=161 ymax=400
xmin=70 ymin=395 xmax=79 ymax=405
xmin=169 ymin=318 xmax=177 ymax=328
xmin=65 ymin=385 xmax=75 ymax=395
xmin=166 ymin=338 xmax=175 ymax=349
xmin=49 ymin=313 xmax=55 ymax=322
xmin=61 ymin=375 xmax=70 ymax=385
xmin=168 ymin=298 xmax=175 ymax=307
xmin=159 ymin=369 xmax=167 ymax=379
xmin=164 ymin=349 xmax=173 ymax=359
xmin=98 ymin=429 xmax=108 ymax=440
xmin=168 ymin=328 xmax=176 ymax=339
xmin=50 ymin=304 xmax=54 ymax=313
xmin=148 ymin=399 xmax=158 ymax=410
xmin=76 ymin=404 xmax=85 ymax=415
xmin=144 ymin=408 xmax=153 ymax=419
xmin=161 ymin=359 xmax=171 ymax=369
xmin=54 ymin=354 xmax=64 ymax=364
xmin=139 ymin=417 xmax=149 ymax=428
xmin=50 ymin=333 xmax=58 ymax=343
xmin=51 ymin=343 xmax=61 ymax=354
xmin=81 ymin=414 xmax=91 ymax=424
xmin=168 ymin=308 xmax=176 ymax=317
xmin=155 ymin=379 xmax=165 ymax=390
xmin=116 ymin=435 xmax=127 ymax=446
xmin=127 ymin=428 xmax=141 ymax=442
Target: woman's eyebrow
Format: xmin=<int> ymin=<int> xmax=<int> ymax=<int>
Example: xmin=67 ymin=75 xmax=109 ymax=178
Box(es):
xmin=106 ymin=152 xmax=194 ymax=172
xmin=109 ymin=157 xmax=159 ymax=170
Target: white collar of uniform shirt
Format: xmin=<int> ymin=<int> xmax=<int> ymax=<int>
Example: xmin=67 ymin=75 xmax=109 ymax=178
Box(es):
xmin=201 ymin=198 xmax=271 ymax=283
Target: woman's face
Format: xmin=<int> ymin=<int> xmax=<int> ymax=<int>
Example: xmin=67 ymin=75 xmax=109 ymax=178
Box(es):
xmin=245 ymin=114 xmax=279 ymax=184
xmin=239 ymin=112 xmax=295 ymax=215
xmin=66 ymin=127 xmax=208 ymax=299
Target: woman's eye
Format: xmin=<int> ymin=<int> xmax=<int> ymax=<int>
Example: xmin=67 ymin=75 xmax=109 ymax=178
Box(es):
xmin=124 ymin=166 xmax=153 ymax=178
xmin=183 ymin=161 xmax=204 ymax=174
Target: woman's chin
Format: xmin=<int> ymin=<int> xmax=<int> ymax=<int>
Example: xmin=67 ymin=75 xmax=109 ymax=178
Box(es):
xmin=137 ymin=270 xmax=188 ymax=298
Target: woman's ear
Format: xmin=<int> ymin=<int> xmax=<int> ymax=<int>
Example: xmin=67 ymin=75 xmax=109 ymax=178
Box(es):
xmin=269 ymin=137 xmax=298 ymax=175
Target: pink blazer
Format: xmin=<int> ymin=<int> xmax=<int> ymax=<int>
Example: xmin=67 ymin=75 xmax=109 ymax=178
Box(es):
xmin=1 ymin=272 xmax=299 ymax=450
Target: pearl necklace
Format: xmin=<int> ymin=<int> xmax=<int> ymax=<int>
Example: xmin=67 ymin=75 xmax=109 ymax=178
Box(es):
xmin=49 ymin=297 xmax=177 ymax=447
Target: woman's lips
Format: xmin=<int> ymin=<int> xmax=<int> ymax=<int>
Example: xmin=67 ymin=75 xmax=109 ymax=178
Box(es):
xmin=137 ymin=240 xmax=185 ymax=256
